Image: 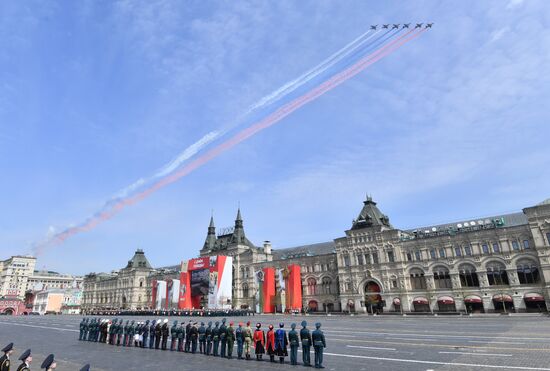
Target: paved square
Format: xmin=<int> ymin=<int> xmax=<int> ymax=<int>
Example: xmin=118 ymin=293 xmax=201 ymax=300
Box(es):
xmin=1 ymin=314 xmax=550 ymax=371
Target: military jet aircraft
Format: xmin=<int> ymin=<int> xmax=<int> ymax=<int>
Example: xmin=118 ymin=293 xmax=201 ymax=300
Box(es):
xmin=415 ymin=23 xmax=423 ymax=28
xmin=425 ymin=23 xmax=434 ymax=28
xmin=382 ymin=24 xmax=390 ymax=29
xmin=392 ymin=24 xmax=400 ymax=29
xmin=370 ymin=25 xmax=378 ymax=30
xmin=403 ymin=23 xmax=411 ymax=28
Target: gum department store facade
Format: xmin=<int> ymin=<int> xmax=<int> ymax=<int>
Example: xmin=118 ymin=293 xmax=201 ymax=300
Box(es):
xmin=82 ymin=196 xmax=550 ymax=314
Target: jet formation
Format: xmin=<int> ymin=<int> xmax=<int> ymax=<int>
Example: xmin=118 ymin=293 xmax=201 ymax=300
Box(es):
xmin=369 ymin=23 xmax=433 ymax=30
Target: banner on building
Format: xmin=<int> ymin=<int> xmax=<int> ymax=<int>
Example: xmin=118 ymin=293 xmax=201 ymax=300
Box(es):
xmin=155 ymin=280 xmax=166 ymax=310
xmin=208 ymin=255 xmax=232 ymax=309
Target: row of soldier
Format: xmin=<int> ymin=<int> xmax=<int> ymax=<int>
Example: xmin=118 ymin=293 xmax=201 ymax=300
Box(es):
xmin=1 ymin=343 xmax=90 ymax=371
xmin=80 ymin=318 xmax=326 ymax=368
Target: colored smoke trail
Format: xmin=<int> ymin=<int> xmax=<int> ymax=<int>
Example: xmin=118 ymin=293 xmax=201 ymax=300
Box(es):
xmin=33 ymin=27 xmax=427 ymax=255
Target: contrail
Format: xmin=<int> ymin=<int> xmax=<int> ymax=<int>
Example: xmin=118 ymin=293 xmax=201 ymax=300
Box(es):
xmin=33 ymin=27 xmax=428 ymax=255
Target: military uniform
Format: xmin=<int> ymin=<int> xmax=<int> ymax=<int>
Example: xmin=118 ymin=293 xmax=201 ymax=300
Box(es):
xmin=253 ymin=324 xmax=265 ymax=360
xmin=128 ymin=321 xmax=136 ymax=347
xmin=219 ymin=319 xmax=227 ymax=358
xmin=142 ymin=320 xmax=150 ymax=348
xmin=198 ymin=323 xmax=206 ymax=354
xmin=16 ymin=349 xmax=31 ymax=371
xmin=226 ymin=322 xmax=235 ymax=359
xmin=154 ymin=321 xmax=162 ymax=349
xmin=116 ymin=320 xmax=123 ymax=346
xmin=300 ymin=321 xmax=312 ymax=367
xmin=275 ymin=323 xmax=288 ymax=364
xmin=40 ymin=354 xmax=56 ymax=370
xmin=243 ymin=322 xmax=253 ymax=360
xmin=190 ymin=323 xmax=199 ymax=354
xmin=205 ymin=322 xmax=213 ymax=355
xmin=288 ymin=323 xmax=299 ymax=365
xmin=123 ymin=321 xmax=130 ymax=346
xmin=184 ymin=321 xmax=192 ymax=353
xmin=177 ymin=324 xmax=185 ymax=352
xmin=235 ymin=323 xmax=244 ymax=359
xmin=161 ymin=320 xmax=169 ymax=350
xmin=79 ymin=318 xmax=86 ymax=341
xmin=148 ymin=321 xmax=156 ymax=349
xmin=1 ymin=342 xmax=13 ymax=371
xmin=170 ymin=321 xmax=178 ymax=351
xmin=212 ymin=322 xmax=220 ymax=356
xmin=312 ymin=323 xmax=326 ymax=369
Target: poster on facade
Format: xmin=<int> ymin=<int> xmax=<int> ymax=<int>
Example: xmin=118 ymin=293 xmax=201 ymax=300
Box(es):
xmin=207 ymin=255 xmax=232 ymax=309
xmin=155 ymin=280 xmax=166 ymax=310
xmin=167 ymin=279 xmax=180 ymax=308
xmin=191 ymin=269 xmax=209 ymax=297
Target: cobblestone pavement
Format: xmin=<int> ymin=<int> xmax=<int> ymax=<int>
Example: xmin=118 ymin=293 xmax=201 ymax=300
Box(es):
xmin=1 ymin=314 xmax=550 ymax=371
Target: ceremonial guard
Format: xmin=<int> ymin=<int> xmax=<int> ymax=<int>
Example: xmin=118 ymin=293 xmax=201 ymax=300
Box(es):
xmin=135 ymin=322 xmax=142 ymax=347
xmin=212 ymin=321 xmax=220 ymax=356
xmin=86 ymin=319 xmax=94 ymax=342
xmin=1 ymin=343 xmax=13 ymax=371
xmin=184 ymin=320 xmax=193 ymax=353
xmin=100 ymin=320 xmax=108 ymax=343
xmin=161 ymin=319 xmax=169 ymax=350
xmin=288 ymin=323 xmax=299 ymax=365
xmin=198 ymin=322 xmax=206 ymax=354
xmin=243 ymin=321 xmax=253 ymax=360
xmin=127 ymin=321 xmax=136 ymax=347
xmin=142 ymin=320 xmax=150 ymax=348
xmin=177 ymin=323 xmax=185 ymax=352
xmin=266 ymin=324 xmax=276 ymax=362
xmin=40 ymin=354 xmax=56 ymax=370
xmin=148 ymin=320 xmax=156 ymax=349
xmin=190 ymin=322 xmax=199 ymax=354
xmin=116 ymin=319 xmax=123 ymax=346
xmin=219 ymin=318 xmax=227 ymax=358
xmin=170 ymin=321 xmax=178 ymax=351
xmin=108 ymin=319 xmax=116 ymax=345
xmin=225 ymin=322 xmax=235 ymax=359
xmin=154 ymin=320 xmax=162 ymax=349
xmin=300 ymin=321 xmax=312 ymax=367
xmin=205 ymin=321 xmax=213 ymax=355
xmin=312 ymin=323 xmax=326 ymax=369
xmin=275 ymin=323 xmax=288 ymax=364
xmin=79 ymin=318 xmax=86 ymax=341
xmin=253 ymin=323 xmax=265 ymax=361
xmin=122 ymin=321 xmax=130 ymax=346
xmin=16 ymin=349 xmax=31 ymax=371
xmin=235 ymin=323 xmax=244 ymax=359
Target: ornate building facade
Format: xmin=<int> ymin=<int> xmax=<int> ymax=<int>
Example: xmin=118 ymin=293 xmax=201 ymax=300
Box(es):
xmin=82 ymin=197 xmax=550 ymax=313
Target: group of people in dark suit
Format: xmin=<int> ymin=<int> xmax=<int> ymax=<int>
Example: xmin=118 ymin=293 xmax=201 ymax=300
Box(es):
xmin=0 ymin=343 xmax=89 ymax=371
xmin=79 ymin=317 xmax=327 ymax=368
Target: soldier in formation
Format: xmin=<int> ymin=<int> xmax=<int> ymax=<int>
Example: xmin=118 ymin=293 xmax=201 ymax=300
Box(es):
xmin=16 ymin=349 xmax=31 ymax=371
xmin=1 ymin=343 xmax=13 ymax=371
xmin=76 ymin=317 xmax=326 ymax=367
xmin=40 ymin=354 xmax=56 ymax=370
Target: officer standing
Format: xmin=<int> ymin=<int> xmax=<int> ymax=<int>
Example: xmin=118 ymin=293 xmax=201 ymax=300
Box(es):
xmin=128 ymin=321 xmax=136 ymax=347
xmin=312 ymin=323 xmax=326 ymax=369
xmin=205 ymin=321 xmax=213 ymax=355
xmin=212 ymin=321 xmax=220 ymax=356
xmin=198 ymin=322 xmax=206 ymax=354
xmin=253 ymin=323 xmax=265 ymax=361
xmin=235 ymin=323 xmax=244 ymax=359
xmin=243 ymin=321 xmax=253 ymax=360
xmin=79 ymin=318 xmax=86 ymax=341
xmin=190 ymin=322 xmax=199 ymax=354
xmin=40 ymin=354 xmax=56 ymax=370
xmin=108 ymin=320 xmax=116 ymax=345
xmin=154 ymin=320 xmax=162 ymax=350
xmin=300 ymin=321 xmax=312 ymax=367
xmin=177 ymin=323 xmax=185 ymax=352
xmin=123 ymin=321 xmax=130 ymax=346
xmin=226 ymin=321 xmax=235 ymax=359
xmin=219 ymin=318 xmax=227 ymax=358
xmin=274 ymin=323 xmax=288 ymax=364
xmin=1 ymin=343 xmax=13 ymax=371
xmin=148 ymin=320 xmax=156 ymax=349
xmin=184 ymin=320 xmax=192 ymax=353
xmin=288 ymin=323 xmax=299 ymax=365
xmin=170 ymin=321 xmax=178 ymax=351
xmin=86 ymin=319 xmax=95 ymax=342
xmin=16 ymin=349 xmax=31 ymax=371
xmin=116 ymin=319 xmax=123 ymax=346
xmin=142 ymin=320 xmax=150 ymax=348
xmin=161 ymin=319 xmax=169 ymax=350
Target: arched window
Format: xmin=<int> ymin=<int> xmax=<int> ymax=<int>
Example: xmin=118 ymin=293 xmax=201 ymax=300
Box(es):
xmin=433 ymin=267 xmax=452 ymax=289
xmin=242 ymin=283 xmax=249 ymax=298
xmin=517 ymin=261 xmax=540 ymax=284
xmin=487 ymin=262 xmax=509 ymax=286
xmin=459 ymin=264 xmax=479 ymax=287
xmin=322 ymin=277 xmax=332 ymax=294
xmin=240 ymin=267 xmax=245 ymax=279
xmin=307 ymin=278 xmax=317 ymax=295
xmin=410 ymin=268 xmax=427 ymax=290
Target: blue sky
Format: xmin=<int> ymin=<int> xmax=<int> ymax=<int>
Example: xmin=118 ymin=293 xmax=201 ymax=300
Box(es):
xmin=1 ymin=0 xmax=549 ymax=275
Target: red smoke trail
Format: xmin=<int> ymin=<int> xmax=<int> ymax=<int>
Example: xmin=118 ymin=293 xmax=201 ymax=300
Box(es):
xmin=37 ymin=29 xmax=426 ymax=254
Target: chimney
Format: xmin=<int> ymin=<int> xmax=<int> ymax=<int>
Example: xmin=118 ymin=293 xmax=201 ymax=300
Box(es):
xmin=263 ymin=241 xmax=272 ymax=255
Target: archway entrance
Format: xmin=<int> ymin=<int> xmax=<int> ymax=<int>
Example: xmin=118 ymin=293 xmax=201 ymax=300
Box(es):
xmin=524 ymin=293 xmax=547 ymax=312
xmin=3 ymin=308 xmax=14 ymax=315
xmin=464 ymin=295 xmax=484 ymax=313
xmin=364 ymin=281 xmax=382 ymax=314
xmin=493 ymin=294 xmax=514 ymax=313
xmin=308 ymin=300 xmax=318 ymax=312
